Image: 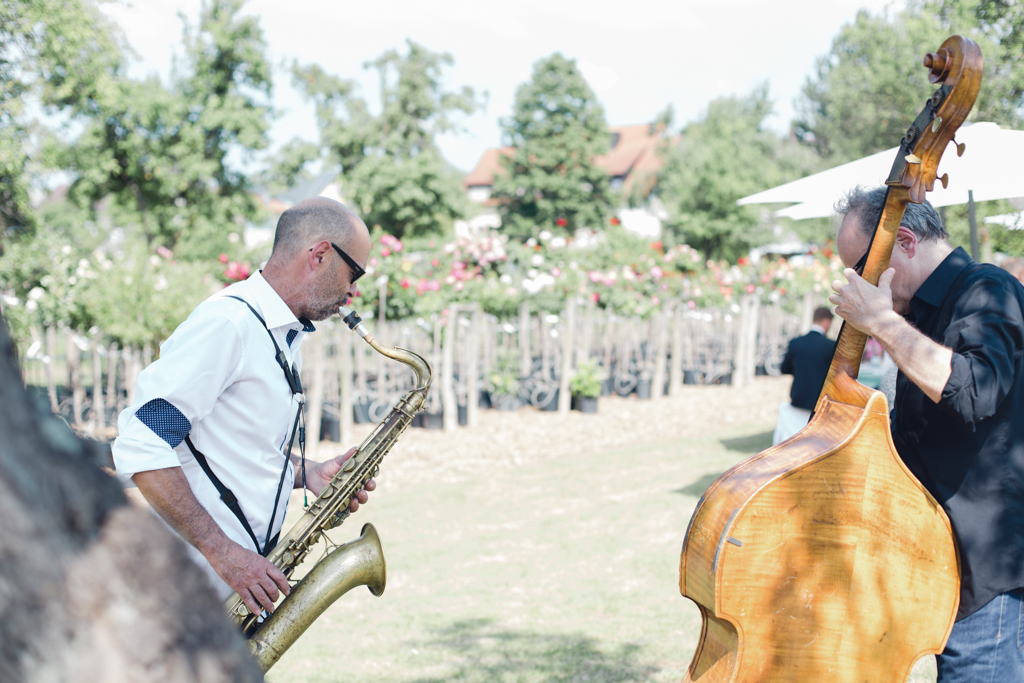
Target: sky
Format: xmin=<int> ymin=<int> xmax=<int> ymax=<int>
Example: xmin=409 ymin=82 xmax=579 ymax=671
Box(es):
xmin=99 ymin=0 xmax=900 ymax=174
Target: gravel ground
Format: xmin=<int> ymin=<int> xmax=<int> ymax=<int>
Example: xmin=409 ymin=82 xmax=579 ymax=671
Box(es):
xmin=318 ymin=376 xmax=792 ymax=493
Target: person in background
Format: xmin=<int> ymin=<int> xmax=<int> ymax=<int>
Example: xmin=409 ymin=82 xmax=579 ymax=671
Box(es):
xmin=772 ymin=306 xmax=836 ymax=445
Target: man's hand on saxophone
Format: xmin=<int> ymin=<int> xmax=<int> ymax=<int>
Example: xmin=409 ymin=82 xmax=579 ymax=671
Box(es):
xmin=298 ymin=446 xmax=377 ymax=512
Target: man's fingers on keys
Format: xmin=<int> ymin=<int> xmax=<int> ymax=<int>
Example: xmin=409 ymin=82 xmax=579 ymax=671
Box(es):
xmin=268 ymin=563 xmax=291 ymax=596
xmin=364 ymin=478 xmax=377 ymax=492
xmin=241 ymin=589 xmax=262 ymax=616
xmin=251 ymin=584 xmax=275 ymax=613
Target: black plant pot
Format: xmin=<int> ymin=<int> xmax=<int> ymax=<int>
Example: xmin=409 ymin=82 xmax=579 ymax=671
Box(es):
xmin=708 ymin=372 xmax=733 ymax=385
xmin=410 ymin=412 xmax=424 ymax=428
xmin=636 ymin=379 xmax=652 ymax=400
xmin=458 ymin=404 xmax=468 ymax=426
xmin=541 ymin=388 xmax=560 ymax=412
xmin=572 ymin=395 xmax=598 ymax=413
xmin=601 ymin=378 xmax=613 ymax=396
xmin=493 ymin=394 xmax=522 ymax=411
xmin=683 ymin=369 xmax=700 ymax=385
xmin=320 ymin=413 xmax=340 ymax=442
xmin=423 ymin=411 xmax=444 ymax=429
xmin=755 ymin=363 xmax=768 ymax=376
xmin=352 ymin=400 xmax=372 ymax=424
xmin=478 ymin=389 xmax=493 ymax=409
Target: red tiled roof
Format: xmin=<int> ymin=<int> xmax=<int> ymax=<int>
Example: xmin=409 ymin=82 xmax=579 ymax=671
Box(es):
xmin=463 ymin=124 xmax=669 ymax=194
xmin=464 ymin=147 xmax=513 ymax=187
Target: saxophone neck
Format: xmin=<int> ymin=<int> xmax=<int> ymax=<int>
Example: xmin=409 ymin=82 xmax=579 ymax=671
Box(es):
xmin=339 ymin=306 xmax=432 ymax=391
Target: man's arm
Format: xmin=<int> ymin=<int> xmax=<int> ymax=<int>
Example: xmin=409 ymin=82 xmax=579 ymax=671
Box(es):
xmin=830 ymin=267 xmax=952 ymax=403
xmin=133 ymin=466 xmax=290 ymax=615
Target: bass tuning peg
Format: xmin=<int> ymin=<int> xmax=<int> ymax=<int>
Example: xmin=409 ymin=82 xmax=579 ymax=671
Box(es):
xmin=956 ymin=141 xmax=966 ymax=157
xmin=939 ymin=173 xmax=949 ymax=189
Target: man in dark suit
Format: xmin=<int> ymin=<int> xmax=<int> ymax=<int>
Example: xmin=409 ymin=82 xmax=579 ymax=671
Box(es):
xmin=773 ymin=307 xmax=836 ymax=444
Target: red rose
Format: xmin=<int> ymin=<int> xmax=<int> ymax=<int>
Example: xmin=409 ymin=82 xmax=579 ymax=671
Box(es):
xmin=610 ymin=217 xmax=621 ymax=226
xmin=556 ymin=217 xmax=568 ymax=227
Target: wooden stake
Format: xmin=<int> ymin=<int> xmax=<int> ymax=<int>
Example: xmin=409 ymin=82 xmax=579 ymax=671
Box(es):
xmin=442 ymin=305 xmax=458 ymax=432
xmin=558 ymin=300 xmax=576 ymax=414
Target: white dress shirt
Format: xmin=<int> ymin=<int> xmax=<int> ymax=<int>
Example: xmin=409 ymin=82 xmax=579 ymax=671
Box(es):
xmin=112 ymin=270 xmax=314 ymax=599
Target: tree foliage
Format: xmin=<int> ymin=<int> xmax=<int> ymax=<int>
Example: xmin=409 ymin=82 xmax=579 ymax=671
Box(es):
xmin=289 ymin=40 xmax=479 ymax=238
xmin=655 ymin=86 xmax=819 ymax=261
xmin=492 ymin=53 xmax=612 ymax=241
xmin=794 ymin=1 xmax=1024 ymax=163
xmin=0 ymin=0 xmax=123 ymax=233
xmin=59 ymin=0 xmax=272 ymax=260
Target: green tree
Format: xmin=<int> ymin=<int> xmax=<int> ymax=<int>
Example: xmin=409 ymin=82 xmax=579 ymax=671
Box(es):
xmin=795 ymin=1 xmax=1021 ymax=164
xmin=793 ymin=9 xmax=947 ymax=163
xmin=60 ymin=0 xmax=272 ymax=260
xmin=289 ymin=40 xmax=479 ymax=238
xmin=492 ymin=53 xmax=612 ymax=241
xmin=655 ymin=85 xmax=819 ymax=261
xmin=927 ymin=0 xmax=1024 ymax=127
xmin=0 ymin=0 xmax=123 ymax=233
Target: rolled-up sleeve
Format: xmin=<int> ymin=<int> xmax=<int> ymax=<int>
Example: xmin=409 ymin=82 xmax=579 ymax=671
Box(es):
xmin=938 ymin=279 xmax=1024 ymax=429
xmin=112 ymin=306 xmax=244 ymax=486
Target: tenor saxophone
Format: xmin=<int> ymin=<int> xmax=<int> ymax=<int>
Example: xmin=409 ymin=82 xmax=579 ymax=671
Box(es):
xmin=224 ymin=306 xmax=431 ymax=672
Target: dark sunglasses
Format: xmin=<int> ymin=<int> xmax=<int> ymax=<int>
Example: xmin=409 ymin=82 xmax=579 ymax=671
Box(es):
xmin=330 ymin=243 xmax=365 ymax=283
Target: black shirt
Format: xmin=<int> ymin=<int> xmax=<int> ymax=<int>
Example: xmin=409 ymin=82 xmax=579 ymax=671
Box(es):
xmin=781 ymin=329 xmax=836 ymax=410
xmin=891 ymin=247 xmax=1024 ymax=619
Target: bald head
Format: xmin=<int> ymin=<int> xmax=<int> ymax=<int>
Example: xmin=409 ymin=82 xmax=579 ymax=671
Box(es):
xmin=270 ymin=197 xmax=369 ymax=264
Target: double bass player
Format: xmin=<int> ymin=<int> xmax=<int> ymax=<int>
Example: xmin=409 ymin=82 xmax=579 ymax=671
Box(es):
xmin=830 ymin=186 xmax=1024 ymax=681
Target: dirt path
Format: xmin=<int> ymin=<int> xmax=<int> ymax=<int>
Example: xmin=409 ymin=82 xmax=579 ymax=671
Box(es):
xmin=323 ymin=376 xmax=792 ymax=492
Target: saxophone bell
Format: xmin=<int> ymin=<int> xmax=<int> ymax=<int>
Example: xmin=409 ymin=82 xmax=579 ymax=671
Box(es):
xmin=246 ymin=523 xmax=386 ymax=673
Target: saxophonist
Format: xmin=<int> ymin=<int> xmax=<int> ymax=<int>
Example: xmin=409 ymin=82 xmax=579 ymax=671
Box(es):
xmin=112 ymin=197 xmax=375 ymax=619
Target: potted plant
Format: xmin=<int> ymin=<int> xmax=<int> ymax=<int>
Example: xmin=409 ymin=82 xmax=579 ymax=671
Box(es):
xmin=489 ymin=370 xmax=522 ymax=411
xmin=570 ymin=360 xmax=605 ymax=414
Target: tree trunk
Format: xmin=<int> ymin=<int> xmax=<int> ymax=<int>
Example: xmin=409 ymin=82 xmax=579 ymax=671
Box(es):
xmin=518 ymin=302 xmax=531 ymax=380
xmin=0 ymin=318 xmax=262 ymax=682
xmin=338 ymin=328 xmax=353 ymax=446
xmin=107 ymin=342 xmax=119 ymax=426
xmin=92 ymin=339 xmax=105 ymax=436
xmin=558 ymin=300 xmax=576 ymax=414
xmin=466 ymin=307 xmax=480 ymax=428
xmin=442 ymin=305 xmax=458 ymax=433
xmin=46 ymin=326 xmax=58 ymax=413
xmin=68 ymin=330 xmax=84 ymax=425
xmin=669 ymin=304 xmax=683 ymax=396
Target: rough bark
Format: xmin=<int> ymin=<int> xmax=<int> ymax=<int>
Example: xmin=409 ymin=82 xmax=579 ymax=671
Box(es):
xmin=0 ymin=318 xmax=262 ymax=683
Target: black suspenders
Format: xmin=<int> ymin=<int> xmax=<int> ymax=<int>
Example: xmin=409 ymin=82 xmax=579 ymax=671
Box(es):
xmin=183 ymin=295 xmax=306 ymax=556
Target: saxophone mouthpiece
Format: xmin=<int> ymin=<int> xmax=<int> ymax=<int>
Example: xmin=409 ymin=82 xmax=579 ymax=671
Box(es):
xmin=338 ymin=306 xmax=370 ymax=339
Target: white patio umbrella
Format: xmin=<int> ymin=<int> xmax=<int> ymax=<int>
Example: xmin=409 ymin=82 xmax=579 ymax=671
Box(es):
xmin=984 ymin=212 xmax=1024 ymax=230
xmin=738 ymin=123 xmax=1024 ymax=257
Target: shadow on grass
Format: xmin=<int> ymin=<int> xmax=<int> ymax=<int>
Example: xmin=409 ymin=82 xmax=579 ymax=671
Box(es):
xmin=672 ymin=432 xmax=773 ymax=498
xmin=719 ymin=431 xmax=773 ymax=454
xmin=404 ymin=618 xmax=659 ymax=683
xmin=674 ymin=473 xmax=722 ymax=498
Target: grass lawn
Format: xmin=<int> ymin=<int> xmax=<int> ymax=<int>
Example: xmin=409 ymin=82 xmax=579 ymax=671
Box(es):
xmin=268 ymin=396 xmax=939 ymax=683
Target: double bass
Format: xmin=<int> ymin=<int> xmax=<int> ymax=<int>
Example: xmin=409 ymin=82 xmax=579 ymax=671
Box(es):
xmin=679 ymin=36 xmax=983 ymax=682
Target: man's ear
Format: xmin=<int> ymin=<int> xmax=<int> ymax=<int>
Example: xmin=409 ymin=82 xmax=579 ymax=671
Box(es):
xmin=896 ymin=226 xmax=918 ymax=259
xmin=309 ymin=240 xmax=332 ymax=270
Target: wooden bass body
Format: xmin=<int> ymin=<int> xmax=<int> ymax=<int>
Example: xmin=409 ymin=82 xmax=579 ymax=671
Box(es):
xmin=679 ymin=375 xmax=958 ymax=682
